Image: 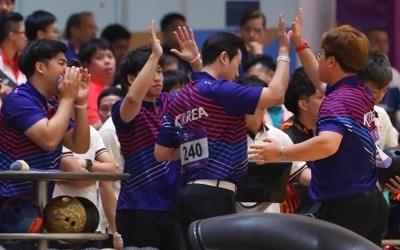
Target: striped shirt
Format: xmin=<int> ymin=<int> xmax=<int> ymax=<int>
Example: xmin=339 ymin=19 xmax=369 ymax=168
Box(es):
xmin=156 ymin=72 xmax=263 ymax=184
xmin=310 ymin=76 xmax=377 ymax=201
xmin=112 ymin=93 xmax=181 ymax=211
xmin=0 ymin=82 xmax=73 ymax=197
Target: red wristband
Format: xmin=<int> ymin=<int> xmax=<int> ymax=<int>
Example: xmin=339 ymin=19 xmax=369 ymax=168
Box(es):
xmin=295 ymin=41 xmax=309 ymax=52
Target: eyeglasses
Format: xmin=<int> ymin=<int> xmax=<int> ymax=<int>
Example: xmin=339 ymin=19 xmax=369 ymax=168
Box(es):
xmin=315 ymin=50 xmax=326 ymax=60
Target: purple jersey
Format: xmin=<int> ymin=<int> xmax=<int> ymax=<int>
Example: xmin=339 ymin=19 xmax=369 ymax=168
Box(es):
xmin=112 ymin=93 xmax=181 ymax=211
xmin=310 ymin=76 xmax=377 ymax=201
xmin=0 ymin=82 xmax=73 ymax=197
xmin=156 ymin=72 xmax=263 ymax=184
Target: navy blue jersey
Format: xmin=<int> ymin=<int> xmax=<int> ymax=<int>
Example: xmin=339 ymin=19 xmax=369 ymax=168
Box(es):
xmin=112 ymin=93 xmax=181 ymax=211
xmin=0 ymin=82 xmax=73 ymax=197
xmin=156 ymin=72 xmax=263 ymax=184
xmin=310 ymin=76 xmax=377 ymax=201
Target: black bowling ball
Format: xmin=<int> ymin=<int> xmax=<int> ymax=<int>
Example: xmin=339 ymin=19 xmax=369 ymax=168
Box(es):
xmin=377 ymin=147 xmax=400 ymax=185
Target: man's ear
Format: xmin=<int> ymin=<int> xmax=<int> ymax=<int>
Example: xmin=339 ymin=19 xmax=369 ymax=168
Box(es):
xmin=219 ymin=51 xmax=229 ymax=65
xmin=127 ymin=74 xmax=136 ymax=86
xmin=35 ymin=62 xmax=45 ymax=74
xmin=298 ymin=99 xmax=308 ymax=112
xmin=37 ymin=30 xmax=45 ymax=40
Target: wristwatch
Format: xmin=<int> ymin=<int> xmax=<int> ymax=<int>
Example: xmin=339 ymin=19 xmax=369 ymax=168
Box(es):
xmin=85 ymin=159 xmax=93 ymax=172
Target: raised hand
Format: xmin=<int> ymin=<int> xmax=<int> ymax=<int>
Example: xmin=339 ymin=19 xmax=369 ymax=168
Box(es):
xmin=150 ymin=20 xmax=163 ymax=58
xmin=171 ymin=26 xmax=200 ymax=63
xmin=290 ymin=7 xmax=304 ymax=46
xmin=278 ymin=12 xmax=291 ymax=53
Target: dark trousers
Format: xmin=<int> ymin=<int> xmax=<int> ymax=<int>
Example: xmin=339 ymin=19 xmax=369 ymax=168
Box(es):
xmin=116 ymin=209 xmax=181 ymax=250
xmin=177 ymin=184 xmax=236 ymax=249
xmin=314 ymin=185 xmax=388 ymax=246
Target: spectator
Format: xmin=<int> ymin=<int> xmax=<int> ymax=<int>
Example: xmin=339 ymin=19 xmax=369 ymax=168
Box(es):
xmin=367 ymin=28 xmax=400 ymax=130
xmin=97 ymin=87 xmax=124 ymax=124
xmin=237 ymin=9 xmax=267 ymax=76
xmin=245 ymin=54 xmax=293 ymax=127
xmin=64 ymin=11 xmax=97 ymax=62
xmin=78 ymin=38 xmax=116 ymax=129
xmin=0 ymin=12 xmax=27 ymax=103
xmin=0 ymin=0 xmax=13 ymax=14
xmin=25 ymin=10 xmax=59 ymax=41
xmin=101 ymin=23 xmax=131 ymax=68
xmin=162 ymin=69 xmax=189 ymax=93
xmin=236 ymin=76 xmax=310 ymax=214
xmin=281 ymin=67 xmax=324 ymax=214
xmin=160 ymin=12 xmax=192 ymax=75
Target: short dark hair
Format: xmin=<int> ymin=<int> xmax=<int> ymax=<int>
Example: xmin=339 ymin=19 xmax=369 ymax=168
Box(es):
xmin=358 ymin=50 xmax=392 ymax=89
xmin=236 ymin=75 xmax=267 ymax=87
xmin=18 ymin=39 xmax=67 ymax=78
xmin=78 ymin=38 xmax=113 ymax=66
xmin=119 ymin=45 xmax=164 ymax=83
xmin=0 ymin=12 xmax=23 ymax=43
xmin=100 ymin=24 xmax=130 ymax=44
xmin=244 ymin=54 xmax=276 ymax=73
xmin=25 ymin=10 xmax=57 ymax=41
xmin=240 ymin=10 xmax=267 ymax=28
xmin=284 ymin=67 xmax=316 ymax=117
xmin=65 ymin=11 xmax=92 ymax=39
xmin=201 ymin=32 xmax=244 ymax=66
xmin=162 ymin=70 xmax=189 ymax=92
xmin=160 ymin=12 xmax=186 ymax=32
xmin=97 ymin=87 xmax=124 ymax=109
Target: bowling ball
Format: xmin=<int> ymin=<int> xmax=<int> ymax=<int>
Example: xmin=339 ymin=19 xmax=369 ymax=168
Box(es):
xmin=0 ymin=196 xmax=43 ymax=233
xmin=43 ymin=195 xmax=86 ymax=233
xmin=75 ymin=196 xmax=99 ymax=233
xmin=377 ymin=147 xmax=400 ymax=185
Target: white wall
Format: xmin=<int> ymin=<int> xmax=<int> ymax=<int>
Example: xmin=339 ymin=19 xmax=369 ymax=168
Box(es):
xmin=14 ymin=0 xmax=313 ymax=31
xmin=14 ymin=0 xmax=335 ymax=46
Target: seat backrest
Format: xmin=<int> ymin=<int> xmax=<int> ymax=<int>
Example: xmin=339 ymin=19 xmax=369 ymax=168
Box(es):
xmin=189 ymin=213 xmax=381 ymax=250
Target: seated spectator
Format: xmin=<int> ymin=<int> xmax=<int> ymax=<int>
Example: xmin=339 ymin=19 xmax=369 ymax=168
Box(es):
xmin=101 ymin=23 xmax=131 ymax=68
xmin=162 ymin=69 xmax=189 ymax=93
xmin=245 ymin=55 xmax=293 ymax=127
xmin=78 ymin=38 xmax=116 ymax=129
xmin=64 ymin=11 xmax=97 ymax=62
xmin=236 ymin=76 xmax=310 ymax=214
xmin=160 ymin=12 xmax=192 ymax=75
xmin=97 ymin=87 xmax=124 ymax=124
xmin=0 ymin=12 xmax=27 ymax=104
xmin=25 ymin=10 xmax=59 ymax=41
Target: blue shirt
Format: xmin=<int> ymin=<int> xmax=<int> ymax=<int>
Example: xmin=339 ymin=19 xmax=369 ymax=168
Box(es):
xmin=156 ymin=72 xmax=263 ymax=184
xmin=0 ymin=82 xmax=73 ymax=197
xmin=111 ymin=93 xmax=181 ymax=211
xmin=310 ymin=76 xmax=377 ymax=201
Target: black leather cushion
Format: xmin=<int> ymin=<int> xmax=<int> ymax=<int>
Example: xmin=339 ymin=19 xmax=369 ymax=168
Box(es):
xmin=189 ymin=213 xmax=381 ymax=250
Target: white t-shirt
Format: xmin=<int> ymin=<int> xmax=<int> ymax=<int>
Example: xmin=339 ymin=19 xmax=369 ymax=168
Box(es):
xmin=52 ymin=126 xmax=107 ymax=231
xmin=98 ymin=117 xmax=124 ymax=233
xmin=374 ymin=105 xmax=398 ymax=149
xmin=236 ymin=125 xmax=307 ymax=214
xmin=0 ymin=50 xmax=27 ymax=86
